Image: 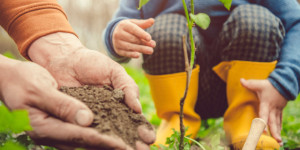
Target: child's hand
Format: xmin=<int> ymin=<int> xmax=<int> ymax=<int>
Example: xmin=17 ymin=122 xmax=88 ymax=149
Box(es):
xmin=112 ymin=18 xmax=156 ymax=58
xmin=241 ymin=78 xmax=287 ymax=146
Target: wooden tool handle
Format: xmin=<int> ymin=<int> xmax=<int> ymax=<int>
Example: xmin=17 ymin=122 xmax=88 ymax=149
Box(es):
xmin=242 ymin=118 xmax=267 ymax=150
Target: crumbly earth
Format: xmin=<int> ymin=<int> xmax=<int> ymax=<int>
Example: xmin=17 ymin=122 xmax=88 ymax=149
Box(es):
xmin=60 ymin=85 xmax=153 ymax=149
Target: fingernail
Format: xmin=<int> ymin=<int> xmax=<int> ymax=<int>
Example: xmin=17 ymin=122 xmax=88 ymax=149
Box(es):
xmin=151 ymin=40 xmax=156 ymax=47
xmin=75 ymin=110 xmax=93 ymax=126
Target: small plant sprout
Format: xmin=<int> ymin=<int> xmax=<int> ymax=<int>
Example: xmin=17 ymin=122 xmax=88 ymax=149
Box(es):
xmin=138 ymin=0 xmax=232 ymax=149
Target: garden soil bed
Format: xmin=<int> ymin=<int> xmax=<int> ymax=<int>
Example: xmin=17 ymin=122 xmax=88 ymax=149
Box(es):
xmin=60 ymin=85 xmax=153 ymax=149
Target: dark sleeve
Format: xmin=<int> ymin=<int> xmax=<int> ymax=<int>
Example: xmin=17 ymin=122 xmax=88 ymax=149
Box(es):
xmin=257 ymin=0 xmax=300 ymax=100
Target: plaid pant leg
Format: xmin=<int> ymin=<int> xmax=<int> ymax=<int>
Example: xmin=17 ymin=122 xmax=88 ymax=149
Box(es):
xmin=218 ymin=4 xmax=285 ymax=62
xmin=195 ymin=4 xmax=285 ymax=119
xmin=143 ymin=13 xmax=204 ymax=75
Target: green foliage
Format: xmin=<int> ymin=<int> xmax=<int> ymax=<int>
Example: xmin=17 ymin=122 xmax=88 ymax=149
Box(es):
xmin=0 ymin=105 xmax=32 ymax=134
xmin=151 ymin=129 xmax=191 ymax=150
xmin=0 ymin=104 xmax=32 ymax=150
xmin=123 ymin=65 xmax=161 ymax=126
xmin=165 ymin=129 xmax=190 ymax=150
xmin=197 ymin=118 xmax=226 ymax=150
xmin=218 ymin=0 xmax=233 ymax=10
xmin=190 ymin=13 xmax=211 ymax=30
xmin=0 ymin=141 xmax=26 ymax=150
xmin=281 ymin=96 xmax=300 ymax=149
xmin=138 ymin=0 xmax=150 ymax=10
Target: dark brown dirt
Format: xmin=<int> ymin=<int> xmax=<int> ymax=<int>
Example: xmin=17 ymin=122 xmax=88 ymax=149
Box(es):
xmin=60 ymin=85 xmax=153 ymax=149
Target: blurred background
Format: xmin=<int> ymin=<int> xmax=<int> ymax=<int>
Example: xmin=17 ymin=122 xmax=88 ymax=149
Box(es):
xmin=0 ymin=0 xmax=119 ymax=61
xmin=1 ymin=0 xmax=300 ymax=61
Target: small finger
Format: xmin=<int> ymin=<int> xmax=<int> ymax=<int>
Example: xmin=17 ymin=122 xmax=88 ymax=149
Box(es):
xmin=138 ymin=125 xmax=156 ymax=144
xmin=277 ymin=111 xmax=284 ymax=146
xmin=240 ymin=78 xmax=263 ymax=91
xmin=130 ymin=18 xmax=155 ymax=29
xmin=117 ymin=50 xmax=140 ymax=58
xmin=115 ymin=41 xmax=153 ymax=55
xmin=33 ymin=89 xmax=94 ymax=126
xmin=115 ymin=30 xmax=143 ymax=45
xmin=276 ymin=111 xmax=281 ymax=134
xmin=123 ymin=22 xmax=152 ymax=41
xmin=268 ymin=111 xmax=282 ymax=143
xmin=142 ymin=39 xmax=156 ymax=48
xmin=258 ymin=102 xmax=270 ymax=124
xmin=116 ymin=31 xmax=156 ymax=48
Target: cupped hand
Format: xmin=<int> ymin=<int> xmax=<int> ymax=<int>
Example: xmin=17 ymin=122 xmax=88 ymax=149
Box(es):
xmin=28 ymin=32 xmax=156 ymax=149
xmin=240 ymin=78 xmax=287 ymax=145
xmin=112 ymin=18 xmax=156 ymax=58
xmin=0 ymin=57 xmax=127 ymax=149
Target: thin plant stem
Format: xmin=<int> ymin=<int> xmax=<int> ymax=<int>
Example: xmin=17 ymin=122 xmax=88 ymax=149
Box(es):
xmin=179 ymin=1 xmax=196 ymax=150
xmin=191 ymin=0 xmax=194 ymax=14
xmin=185 ymin=136 xmax=207 ymax=150
xmin=179 ymin=36 xmax=192 ymax=150
xmin=181 ymin=0 xmax=196 ymax=69
xmin=181 ymin=0 xmax=190 ymax=23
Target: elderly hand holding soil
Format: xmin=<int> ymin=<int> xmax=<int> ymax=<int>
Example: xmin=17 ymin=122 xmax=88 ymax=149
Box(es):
xmin=0 ymin=49 xmax=155 ymax=150
xmin=0 ymin=0 xmax=155 ymax=149
xmin=25 ymin=32 xmax=155 ymax=149
xmin=0 ymin=54 xmax=125 ymax=149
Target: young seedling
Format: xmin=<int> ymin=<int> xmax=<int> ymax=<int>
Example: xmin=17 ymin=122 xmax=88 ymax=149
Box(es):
xmin=139 ymin=0 xmax=232 ymax=149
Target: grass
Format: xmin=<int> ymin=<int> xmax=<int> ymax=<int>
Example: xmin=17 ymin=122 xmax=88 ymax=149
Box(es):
xmin=123 ymin=64 xmax=300 ymax=149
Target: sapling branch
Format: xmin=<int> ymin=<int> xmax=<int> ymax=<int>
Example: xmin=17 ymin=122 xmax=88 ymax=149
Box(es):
xmin=181 ymin=0 xmax=197 ymax=69
xmin=179 ymin=36 xmax=192 ymax=150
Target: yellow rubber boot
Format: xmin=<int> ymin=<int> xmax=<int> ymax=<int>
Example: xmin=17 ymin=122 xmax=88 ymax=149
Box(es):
xmin=213 ymin=61 xmax=280 ymax=150
xmin=145 ymin=65 xmax=201 ymax=146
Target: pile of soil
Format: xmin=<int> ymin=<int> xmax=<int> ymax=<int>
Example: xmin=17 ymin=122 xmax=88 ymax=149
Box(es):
xmin=60 ymin=85 xmax=153 ymax=149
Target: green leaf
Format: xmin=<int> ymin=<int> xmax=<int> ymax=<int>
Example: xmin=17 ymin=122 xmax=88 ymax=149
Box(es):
xmin=0 ymin=105 xmax=13 ymax=133
xmin=0 ymin=141 xmax=26 ymax=150
xmin=2 ymin=51 xmax=16 ymax=59
xmin=218 ymin=0 xmax=232 ymax=10
xmin=190 ymin=13 xmax=211 ymax=30
xmin=138 ymin=0 xmax=150 ymax=10
xmin=0 ymin=105 xmax=32 ymax=134
xmin=11 ymin=110 xmax=32 ymax=133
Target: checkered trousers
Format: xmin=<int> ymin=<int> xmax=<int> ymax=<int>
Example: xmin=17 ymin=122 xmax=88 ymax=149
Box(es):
xmin=143 ymin=4 xmax=285 ymax=119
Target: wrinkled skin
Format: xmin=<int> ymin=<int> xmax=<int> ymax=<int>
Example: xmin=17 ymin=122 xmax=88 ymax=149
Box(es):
xmin=0 ymin=32 xmax=155 ymax=150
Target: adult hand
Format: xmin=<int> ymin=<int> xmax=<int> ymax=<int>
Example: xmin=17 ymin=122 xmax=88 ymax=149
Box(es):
xmin=0 ymin=56 xmax=127 ymax=149
xmin=112 ymin=18 xmax=156 ymax=58
xmin=28 ymin=32 xmax=155 ymax=149
xmin=240 ymin=78 xmax=287 ymax=145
